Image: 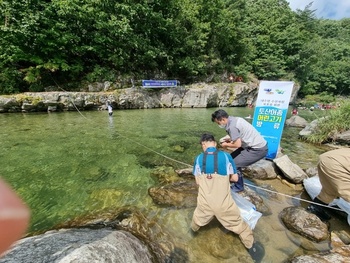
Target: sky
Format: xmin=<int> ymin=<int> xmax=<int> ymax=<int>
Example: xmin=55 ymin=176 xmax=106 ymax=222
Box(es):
xmin=286 ymin=0 xmax=350 ymax=20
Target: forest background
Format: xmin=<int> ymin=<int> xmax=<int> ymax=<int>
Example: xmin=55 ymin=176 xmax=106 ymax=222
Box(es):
xmin=0 ymin=0 xmax=349 ymax=104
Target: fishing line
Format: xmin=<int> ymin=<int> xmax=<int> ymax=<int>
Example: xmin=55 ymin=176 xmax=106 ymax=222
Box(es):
xmin=51 ymin=79 xmax=191 ymax=167
xmin=51 ymin=78 xmax=89 ymax=120
xmin=244 ymin=182 xmax=344 ymax=211
xmin=132 ymin=140 xmax=344 ymax=212
xmin=115 ymin=132 xmax=192 ymax=168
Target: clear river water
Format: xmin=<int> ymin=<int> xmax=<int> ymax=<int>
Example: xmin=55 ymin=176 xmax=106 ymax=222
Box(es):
xmin=1 ymin=107 xmax=348 ymax=262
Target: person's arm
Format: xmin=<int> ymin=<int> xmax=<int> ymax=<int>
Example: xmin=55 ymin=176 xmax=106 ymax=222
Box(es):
xmin=221 ymin=137 xmax=242 ymax=149
xmin=193 ymin=156 xmax=202 ymax=185
xmin=229 ymin=173 xmax=239 ymax=182
xmin=195 ymin=176 xmax=200 ymax=185
xmin=226 ymin=154 xmax=239 ymax=182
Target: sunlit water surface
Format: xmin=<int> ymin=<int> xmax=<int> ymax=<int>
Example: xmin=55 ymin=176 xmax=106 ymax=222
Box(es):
xmin=1 ymin=107 xmax=348 ymax=262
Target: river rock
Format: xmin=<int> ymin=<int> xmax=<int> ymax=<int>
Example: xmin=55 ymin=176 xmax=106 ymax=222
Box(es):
xmin=239 ymin=186 xmax=272 ymax=215
xmin=148 ymin=180 xmax=198 ymax=208
xmin=242 ymin=159 xmax=279 ymax=180
xmin=285 ymin=230 xmax=330 ymax=252
xmin=174 ymin=167 xmax=193 ymax=178
xmin=290 ymin=232 xmax=350 ymax=262
xmin=285 ymin=115 xmax=308 ymax=128
xmin=304 ymin=167 xmax=318 ymax=177
xmin=273 ymin=155 xmax=308 ymax=184
xmin=280 ymin=207 xmax=329 ymax=242
xmin=332 ymin=130 xmax=350 ymax=144
xmin=299 ymin=117 xmax=350 ymax=145
xmin=189 ymin=226 xmax=252 ymax=261
xmin=299 ymin=117 xmax=325 ymax=138
xmin=0 ymin=229 xmax=153 ymax=263
xmin=0 ymin=97 xmax=20 ymax=112
xmin=148 ymin=176 xmax=271 ymax=216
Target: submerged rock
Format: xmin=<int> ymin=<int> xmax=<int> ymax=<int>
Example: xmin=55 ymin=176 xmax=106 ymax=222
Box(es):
xmin=290 ymin=232 xmax=350 ymax=262
xmin=148 ymin=180 xmax=198 ymax=208
xmin=280 ymin=207 xmax=329 ymax=242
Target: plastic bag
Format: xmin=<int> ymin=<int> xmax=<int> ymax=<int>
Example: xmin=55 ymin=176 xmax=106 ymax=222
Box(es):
xmin=303 ymin=176 xmax=322 ymax=200
xmin=231 ymin=191 xmax=262 ymax=229
xmin=304 ymin=176 xmax=350 ymax=225
xmin=331 ymin=198 xmax=350 ymax=225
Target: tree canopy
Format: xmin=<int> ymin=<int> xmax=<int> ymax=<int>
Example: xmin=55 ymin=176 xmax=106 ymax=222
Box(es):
xmin=0 ymin=0 xmax=349 ymax=96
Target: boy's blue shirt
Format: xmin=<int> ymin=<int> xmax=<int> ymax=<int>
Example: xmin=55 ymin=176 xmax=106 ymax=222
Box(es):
xmin=193 ymin=147 xmax=237 ymax=176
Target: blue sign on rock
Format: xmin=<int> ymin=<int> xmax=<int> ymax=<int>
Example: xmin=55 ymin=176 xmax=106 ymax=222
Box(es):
xmin=142 ymin=80 xmax=178 ymax=88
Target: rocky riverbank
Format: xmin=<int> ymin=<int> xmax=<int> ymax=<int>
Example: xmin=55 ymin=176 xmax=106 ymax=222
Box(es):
xmin=0 ymin=81 xmax=300 ymax=113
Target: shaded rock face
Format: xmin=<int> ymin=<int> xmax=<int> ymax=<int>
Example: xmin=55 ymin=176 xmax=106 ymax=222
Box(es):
xmin=280 ymin=207 xmax=329 ymax=242
xmin=0 ymin=229 xmax=154 ymax=263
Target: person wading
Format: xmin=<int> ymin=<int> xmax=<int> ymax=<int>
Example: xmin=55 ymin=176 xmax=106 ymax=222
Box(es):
xmin=191 ymin=133 xmax=265 ymax=262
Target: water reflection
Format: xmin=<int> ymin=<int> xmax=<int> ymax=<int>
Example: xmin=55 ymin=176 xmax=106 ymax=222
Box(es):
xmin=0 ymin=108 xmax=348 ymax=262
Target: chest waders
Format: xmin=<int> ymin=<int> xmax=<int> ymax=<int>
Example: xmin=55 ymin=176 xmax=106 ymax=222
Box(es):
xmin=191 ymin=150 xmax=254 ymax=249
xmin=197 ymin=150 xmax=231 ymax=211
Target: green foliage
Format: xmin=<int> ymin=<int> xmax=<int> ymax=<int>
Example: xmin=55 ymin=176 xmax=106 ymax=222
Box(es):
xmin=297 ymin=37 xmax=350 ymax=97
xmin=244 ymin=0 xmax=308 ymax=79
xmin=0 ymin=0 xmax=349 ymax=95
xmin=305 ymin=101 xmax=350 ymax=144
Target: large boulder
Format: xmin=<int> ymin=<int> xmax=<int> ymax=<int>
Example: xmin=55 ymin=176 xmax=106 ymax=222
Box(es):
xmin=0 ymin=229 xmax=154 ymax=263
xmin=285 ymin=115 xmax=308 ymax=128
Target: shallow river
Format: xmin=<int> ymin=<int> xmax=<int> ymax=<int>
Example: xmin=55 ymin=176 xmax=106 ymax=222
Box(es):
xmin=0 ymin=107 xmax=348 ymax=262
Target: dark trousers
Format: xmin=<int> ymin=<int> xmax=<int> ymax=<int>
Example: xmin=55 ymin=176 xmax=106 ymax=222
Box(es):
xmin=230 ymin=145 xmax=268 ymax=192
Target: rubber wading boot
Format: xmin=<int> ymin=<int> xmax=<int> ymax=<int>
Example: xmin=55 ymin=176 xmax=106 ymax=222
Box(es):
xmin=307 ymin=197 xmax=331 ymax=221
xmin=248 ymin=241 xmax=265 ymax=263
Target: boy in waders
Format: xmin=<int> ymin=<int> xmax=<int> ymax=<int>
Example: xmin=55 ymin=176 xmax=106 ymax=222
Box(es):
xmin=191 ymin=133 xmax=265 ymax=262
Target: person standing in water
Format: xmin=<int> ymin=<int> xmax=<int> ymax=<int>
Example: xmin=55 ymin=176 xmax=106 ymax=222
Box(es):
xmin=107 ymin=101 xmax=113 ymax=116
xmin=191 ymin=133 xmax=265 ymax=262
